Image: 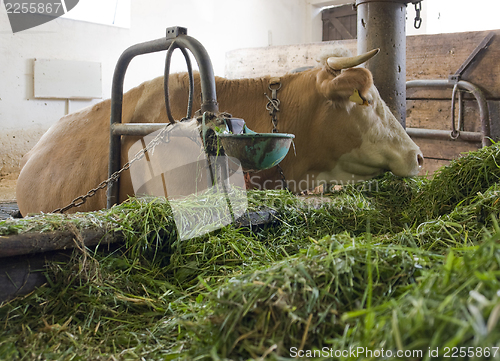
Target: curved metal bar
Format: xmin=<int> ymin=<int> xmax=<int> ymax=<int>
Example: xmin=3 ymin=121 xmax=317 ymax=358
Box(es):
xmin=183 ymin=47 xmax=195 ymax=119
xmin=164 ymin=42 xmax=177 ymax=124
xmin=164 ymin=42 xmax=195 ymax=123
xmin=458 ymin=88 xmax=464 ymax=131
xmin=450 ymin=83 xmax=459 ymax=139
xmin=406 ymin=79 xmax=491 ymax=147
xmin=108 ymin=33 xmax=218 ymax=208
xmin=172 ymin=36 xmax=218 ymax=113
xmin=108 ymin=37 xmax=174 ymax=208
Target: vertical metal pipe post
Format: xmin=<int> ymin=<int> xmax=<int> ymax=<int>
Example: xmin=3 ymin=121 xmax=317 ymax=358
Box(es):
xmin=356 ymin=0 xmax=412 ymax=128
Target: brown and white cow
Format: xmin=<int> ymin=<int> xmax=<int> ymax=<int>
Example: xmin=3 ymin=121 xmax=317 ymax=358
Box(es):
xmin=16 ymin=48 xmax=423 ymax=215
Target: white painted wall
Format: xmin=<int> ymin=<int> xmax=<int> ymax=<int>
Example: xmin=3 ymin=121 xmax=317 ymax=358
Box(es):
xmin=125 ymin=0 xmax=309 ymax=91
xmin=0 ymin=13 xmax=132 ymax=174
xmin=407 ymin=0 xmax=500 ymax=36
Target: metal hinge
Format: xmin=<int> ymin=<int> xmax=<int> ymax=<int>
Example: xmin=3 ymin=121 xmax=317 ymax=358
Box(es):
xmin=448 ymin=32 xmax=495 ymax=84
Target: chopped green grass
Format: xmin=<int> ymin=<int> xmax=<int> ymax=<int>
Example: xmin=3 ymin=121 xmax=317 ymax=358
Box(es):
xmin=3 ymin=143 xmax=500 ymax=360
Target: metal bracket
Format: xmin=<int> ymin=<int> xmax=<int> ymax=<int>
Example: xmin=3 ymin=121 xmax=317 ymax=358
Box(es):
xmin=166 ymin=26 xmax=188 ymax=39
xmin=448 ymin=32 xmax=494 ymax=84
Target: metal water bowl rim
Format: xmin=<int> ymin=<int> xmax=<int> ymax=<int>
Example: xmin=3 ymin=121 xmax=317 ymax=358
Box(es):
xmin=217 ymin=131 xmax=295 ymax=171
xmin=218 ymin=132 xmax=295 ymax=139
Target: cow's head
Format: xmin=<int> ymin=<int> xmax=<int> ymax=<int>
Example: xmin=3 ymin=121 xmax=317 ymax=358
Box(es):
xmin=312 ymin=48 xmax=423 ymax=185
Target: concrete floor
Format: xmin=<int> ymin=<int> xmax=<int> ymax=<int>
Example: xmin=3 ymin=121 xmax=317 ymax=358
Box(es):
xmin=0 ymin=202 xmax=19 ymax=220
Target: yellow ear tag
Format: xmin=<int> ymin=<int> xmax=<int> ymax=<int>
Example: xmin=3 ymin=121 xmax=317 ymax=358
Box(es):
xmin=349 ymin=89 xmax=369 ymax=106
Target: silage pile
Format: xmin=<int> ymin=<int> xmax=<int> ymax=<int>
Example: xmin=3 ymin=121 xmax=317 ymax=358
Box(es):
xmin=2 ymin=144 xmax=500 ymax=360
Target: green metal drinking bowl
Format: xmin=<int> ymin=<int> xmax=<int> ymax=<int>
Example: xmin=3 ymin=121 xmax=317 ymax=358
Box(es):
xmin=218 ymin=129 xmax=295 ymax=171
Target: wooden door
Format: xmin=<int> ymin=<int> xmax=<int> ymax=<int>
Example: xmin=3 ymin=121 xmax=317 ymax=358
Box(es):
xmin=322 ymin=5 xmax=357 ymax=41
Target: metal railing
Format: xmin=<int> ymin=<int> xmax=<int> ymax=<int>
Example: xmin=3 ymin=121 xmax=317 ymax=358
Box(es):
xmin=107 ymin=27 xmax=219 ymax=208
xmin=406 ymin=79 xmax=491 ymax=148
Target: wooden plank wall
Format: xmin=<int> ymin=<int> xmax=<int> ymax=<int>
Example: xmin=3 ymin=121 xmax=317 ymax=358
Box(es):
xmin=407 ymin=29 xmax=500 ymax=174
xmin=225 ymin=30 xmax=500 ymax=176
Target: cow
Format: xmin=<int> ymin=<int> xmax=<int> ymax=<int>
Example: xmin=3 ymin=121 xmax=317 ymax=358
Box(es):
xmin=16 ymin=47 xmax=423 ymax=216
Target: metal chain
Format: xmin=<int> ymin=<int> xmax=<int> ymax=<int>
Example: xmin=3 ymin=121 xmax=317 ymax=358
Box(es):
xmin=264 ymin=80 xmax=289 ymax=191
xmin=275 ymin=161 xmax=288 ymax=191
xmin=413 ymin=1 xmax=422 ymax=29
xmin=265 ymin=82 xmax=281 ymax=133
xmin=52 ymin=123 xmax=174 ymax=213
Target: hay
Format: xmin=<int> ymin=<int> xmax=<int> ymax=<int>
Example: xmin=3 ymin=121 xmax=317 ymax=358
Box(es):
xmin=189 ymin=233 xmax=500 ymax=359
xmin=2 ymin=143 xmax=500 ymax=360
xmin=414 ymin=142 xmax=500 ymax=219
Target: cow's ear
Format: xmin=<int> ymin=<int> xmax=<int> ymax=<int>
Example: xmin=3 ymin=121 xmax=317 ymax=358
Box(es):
xmin=316 ymin=67 xmax=373 ymax=102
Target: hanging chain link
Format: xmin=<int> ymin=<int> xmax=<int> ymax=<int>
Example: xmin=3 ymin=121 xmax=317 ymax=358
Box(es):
xmin=264 ymin=79 xmax=288 ymax=191
xmin=52 ymin=123 xmax=174 ymax=213
xmin=265 ymin=81 xmax=281 ymax=133
xmin=413 ymin=1 xmax=422 ymax=29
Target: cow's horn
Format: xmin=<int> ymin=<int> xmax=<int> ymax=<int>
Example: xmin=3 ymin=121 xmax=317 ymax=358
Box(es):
xmin=327 ymin=48 xmax=380 ymax=70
